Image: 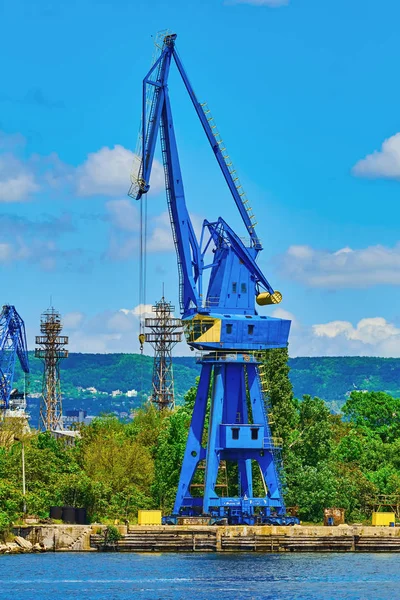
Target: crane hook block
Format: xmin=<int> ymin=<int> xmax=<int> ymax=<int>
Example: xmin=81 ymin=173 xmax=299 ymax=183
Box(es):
xmin=139 ymin=333 xmax=145 ymax=352
xmin=256 ymin=291 xmax=283 ymax=306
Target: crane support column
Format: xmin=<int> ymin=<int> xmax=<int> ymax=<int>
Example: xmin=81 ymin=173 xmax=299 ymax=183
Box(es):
xmin=173 ymin=353 xmax=286 ymax=524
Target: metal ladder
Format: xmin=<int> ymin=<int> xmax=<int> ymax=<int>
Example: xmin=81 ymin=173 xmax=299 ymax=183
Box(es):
xmin=257 ymin=360 xmax=275 ymax=426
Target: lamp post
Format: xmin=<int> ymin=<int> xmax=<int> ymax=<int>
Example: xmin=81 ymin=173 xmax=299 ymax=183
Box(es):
xmin=14 ymin=436 xmax=26 ymax=517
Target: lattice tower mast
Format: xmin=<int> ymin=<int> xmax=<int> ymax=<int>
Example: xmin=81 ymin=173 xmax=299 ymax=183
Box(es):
xmin=145 ymin=297 xmax=182 ymax=409
xmin=35 ymin=308 xmax=68 ymax=431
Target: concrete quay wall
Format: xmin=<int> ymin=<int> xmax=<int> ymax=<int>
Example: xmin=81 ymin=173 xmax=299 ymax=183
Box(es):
xmin=13 ymin=523 xmax=400 ymax=552
xmin=13 ymin=524 xmax=104 ymax=551
xmin=93 ymin=524 xmax=400 ymax=553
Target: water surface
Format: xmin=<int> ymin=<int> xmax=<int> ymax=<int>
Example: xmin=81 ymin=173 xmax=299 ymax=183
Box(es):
xmin=0 ymin=552 xmax=398 ymax=599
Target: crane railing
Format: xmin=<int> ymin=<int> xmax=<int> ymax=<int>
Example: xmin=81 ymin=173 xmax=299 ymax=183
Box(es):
xmin=200 ymin=102 xmax=258 ymax=232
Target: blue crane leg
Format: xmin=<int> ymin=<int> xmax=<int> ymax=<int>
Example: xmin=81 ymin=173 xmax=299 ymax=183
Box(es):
xmin=203 ymin=364 xmax=225 ymax=514
xmin=247 ymin=362 xmax=286 ymax=515
xmin=172 ymin=363 xmax=211 ymax=515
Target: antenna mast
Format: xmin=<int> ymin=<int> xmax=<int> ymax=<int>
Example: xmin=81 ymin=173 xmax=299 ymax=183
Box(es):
xmin=145 ymin=297 xmax=182 ymax=409
xmin=35 ymin=308 xmax=68 ymax=431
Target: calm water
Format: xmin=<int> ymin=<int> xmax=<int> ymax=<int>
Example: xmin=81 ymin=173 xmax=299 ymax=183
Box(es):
xmin=0 ymin=552 xmax=399 ymax=599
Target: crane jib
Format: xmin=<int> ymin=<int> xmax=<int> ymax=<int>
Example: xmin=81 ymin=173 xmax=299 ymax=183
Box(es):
xmin=130 ymin=32 xmax=282 ymax=318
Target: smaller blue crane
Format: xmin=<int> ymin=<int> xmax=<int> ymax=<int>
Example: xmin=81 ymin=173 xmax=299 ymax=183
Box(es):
xmin=0 ymin=305 xmax=30 ymax=411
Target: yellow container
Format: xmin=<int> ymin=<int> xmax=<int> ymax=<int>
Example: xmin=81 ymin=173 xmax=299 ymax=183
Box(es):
xmin=372 ymin=512 xmax=396 ymax=526
xmin=138 ymin=510 xmax=162 ymax=526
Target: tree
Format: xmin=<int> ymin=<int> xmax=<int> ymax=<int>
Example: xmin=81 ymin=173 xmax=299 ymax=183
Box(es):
xmin=262 ymin=347 xmax=299 ymax=446
xmin=293 ymin=395 xmax=333 ymax=467
xmin=343 ymin=391 xmax=400 ymax=443
xmin=79 ymin=416 xmax=154 ymax=495
xmin=152 ymin=408 xmax=191 ymax=511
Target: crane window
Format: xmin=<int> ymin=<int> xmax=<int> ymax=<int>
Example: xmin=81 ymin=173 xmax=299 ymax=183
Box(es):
xmin=251 ymin=428 xmax=259 ymax=440
xmin=232 ymin=282 xmax=237 ymax=293
xmin=231 ymin=428 xmax=240 ymax=440
xmin=186 ymin=319 xmax=215 ymax=342
xmin=248 ymin=324 xmax=254 ymax=335
xmin=226 ymin=324 xmax=233 ymax=334
xmin=241 ymin=283 xmax=247 ymax=293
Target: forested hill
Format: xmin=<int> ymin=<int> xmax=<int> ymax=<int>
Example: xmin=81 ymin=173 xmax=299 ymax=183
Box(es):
xmin=15 ymin=353 xmax=400 ymax=423
xmin=289 ymin=356 xmax=400 ymax=408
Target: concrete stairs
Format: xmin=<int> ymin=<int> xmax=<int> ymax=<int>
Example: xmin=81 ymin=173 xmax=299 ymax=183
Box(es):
xmin=59 ymin=527 xmax=93 ymax=551
xmin=91 ymin=528 xmax=217 ymax=552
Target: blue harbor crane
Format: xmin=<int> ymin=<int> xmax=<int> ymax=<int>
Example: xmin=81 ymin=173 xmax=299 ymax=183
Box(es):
xmin=131 ymin=32 xmax=298 ymax=525
xmin=0 ymin=305 xmax=30 ymax=411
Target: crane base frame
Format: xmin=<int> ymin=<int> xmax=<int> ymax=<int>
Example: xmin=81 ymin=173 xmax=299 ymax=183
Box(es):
xmin=169 ymin=354 xmax=297 ymax=526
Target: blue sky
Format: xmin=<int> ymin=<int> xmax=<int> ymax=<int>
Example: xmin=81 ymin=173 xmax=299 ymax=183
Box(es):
xmin=2 ymin=0 xmax=400 ymax=356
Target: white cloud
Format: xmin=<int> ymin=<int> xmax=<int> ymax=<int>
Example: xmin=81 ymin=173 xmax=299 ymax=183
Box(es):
xmin=105 ymin=199 xmax=139 ymax=232
xmin=311 ymin=317 xmax=400 ymax=357
xmin=353 ymin=132 xmax=400 ymax=179
xmin=313 ymin=320 xmax=353 ymax=339
xmin=106 ymin=210 xmax=195 ymax=259
xmin=0 ymin=134 xmax=165 ymax=203
xmin=67 ymin=331 xmax=123 ymax=353
xmin=66 ymin=305 xmax=188 ymax=354
xmin=120 ymin=304 xmax=154 ymax=318
xmin=106 ymin=311 xmax=135 ymax=333
xmin=271 ymin=307 xmax=299 ymax=329
xmin=147 ymin=212 xmax=204 ymax=254
xmin=105 ymin=210 xmax=205 ymax=259
xmin=226 ymin=0 xmax=289 ymax=6
xmin=0 ymin=236 xmax=86 ymax=272
xmin=0 ymin=153 xmax=39 ymax=202
xmin=269 ymin=309 xmax=400 ymax=358
xmin=75 ymin=145 xmax=164 ymax=198
xmin=313 ymin=317 xmax=400 ymax=345
xmin=63 ymin=311 xmax=85 ymax=330
xmin=0 ymin=243 xmax=13 ymax=262
xmin=279 ymin=243 xmax=400 ymax=288
xmin=147 ymin=212 xmax=175 ymax=253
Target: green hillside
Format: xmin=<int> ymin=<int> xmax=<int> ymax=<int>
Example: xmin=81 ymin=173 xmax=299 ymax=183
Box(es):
xmin=288 ymin=356 xmax=400 ymax=410
xmin=14 ymin=353 xmax=400 ymax=426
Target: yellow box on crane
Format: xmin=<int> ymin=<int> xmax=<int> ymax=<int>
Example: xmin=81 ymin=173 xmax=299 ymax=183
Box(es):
xmin=372 ymin=512 xmax=396 ymax=526
xmin=138 ymin=510 xmax=162 ymax=526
